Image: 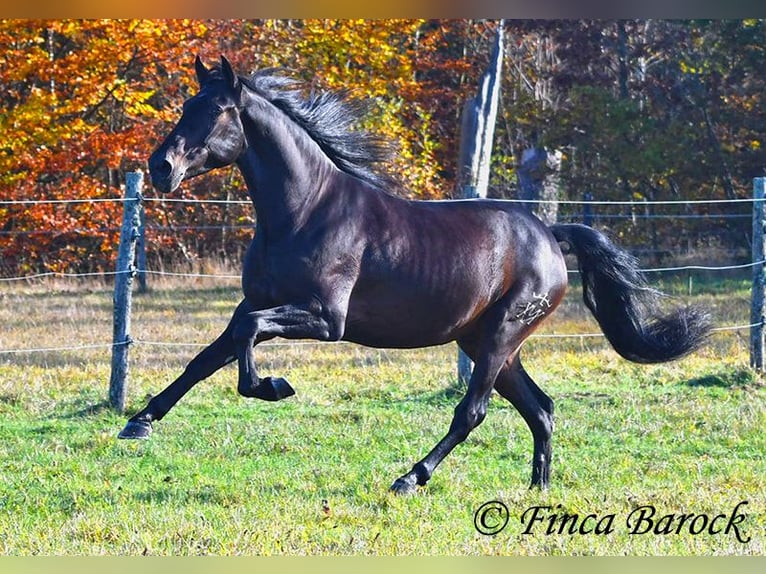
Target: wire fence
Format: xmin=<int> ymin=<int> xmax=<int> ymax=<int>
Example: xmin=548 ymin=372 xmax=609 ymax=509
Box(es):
xmin=0 ymin=193 xmax=760 ymax=357
xmin=0 ymin=260 xmax=761 ymax=284
xmin=0 ymin=194 xmax=758 ymax=279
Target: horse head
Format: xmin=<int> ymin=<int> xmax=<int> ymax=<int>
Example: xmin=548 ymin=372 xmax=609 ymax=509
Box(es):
xmin=148 ymin=56 xmax=246 ymax=193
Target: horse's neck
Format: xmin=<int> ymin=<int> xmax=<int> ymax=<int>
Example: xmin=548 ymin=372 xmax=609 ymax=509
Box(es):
xmin=237 ymin=97 xmax=334 ymax=234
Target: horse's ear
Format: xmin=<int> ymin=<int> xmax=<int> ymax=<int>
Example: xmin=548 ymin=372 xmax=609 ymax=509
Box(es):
xmin=220 ymin=56 xmax=240 ymax=93
xmin=195 ymin=55 xmax=211 ymax=85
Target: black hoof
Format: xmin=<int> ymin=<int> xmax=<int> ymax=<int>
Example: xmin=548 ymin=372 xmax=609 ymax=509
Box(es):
xmin=250 ymin=377 xmax=296 ymax=402
xmin=389 ymin=476 xmax=419 ymax=496
xmin=118 ymin=420 xmax=152 ymax=439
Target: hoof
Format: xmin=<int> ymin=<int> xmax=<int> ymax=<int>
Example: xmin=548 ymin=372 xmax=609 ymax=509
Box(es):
xmin=118 ymin=420 xmax=152 ymax=439
xmin=250 ymin=377 xmax=296 ymax=402
xmin=389 ymin=476 xmax=419 ymax=496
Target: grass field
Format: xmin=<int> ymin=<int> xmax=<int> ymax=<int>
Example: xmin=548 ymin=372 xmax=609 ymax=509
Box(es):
xmin=0 ymin=272 xmax=764 ymax=555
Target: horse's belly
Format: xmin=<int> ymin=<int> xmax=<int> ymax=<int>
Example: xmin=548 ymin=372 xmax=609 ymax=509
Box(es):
xmin=342 ymin=316 xmax=455 ymax=349
xmin=342 ymin=283 xmax=491 ymax=349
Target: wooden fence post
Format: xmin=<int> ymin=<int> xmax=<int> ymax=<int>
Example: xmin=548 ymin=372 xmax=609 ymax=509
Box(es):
xmin=136 ymin=202 xmax=148 ymax=293
xmin=751 ymin=177 xmax=766 ymax=372
xmin=455 ymin=20 xmax=504 ymax=387
xmin=109 ymin=171 xmax=143 ymax=412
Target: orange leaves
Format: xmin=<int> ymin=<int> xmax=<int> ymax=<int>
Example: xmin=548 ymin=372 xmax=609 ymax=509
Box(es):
xmin=0 ymin=20 xmax=214 ymax=274
xmin=0 ymin=19 xmax=492 ymax=274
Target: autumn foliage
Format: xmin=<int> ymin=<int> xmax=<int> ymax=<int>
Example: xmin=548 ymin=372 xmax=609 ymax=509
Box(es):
xmin=0 ymin=19 xmax=480 ymax=275
xmin=1 ymin=20 xmax=765 ymax=276
xmin=1 ymin=20 xmax=210 ymax=273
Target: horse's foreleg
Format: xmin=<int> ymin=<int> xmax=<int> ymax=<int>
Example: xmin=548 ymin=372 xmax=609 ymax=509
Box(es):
xmin=233 ymin=301 xmax=345 ymax=400
xmin=117 ymin=300 xmax=249 ymax=439
xmin=493 ymin=356 xmax=554 ymax=489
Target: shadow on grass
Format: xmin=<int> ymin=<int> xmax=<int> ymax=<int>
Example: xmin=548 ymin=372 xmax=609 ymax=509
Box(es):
xmin=396 ymin=381 xmax=465 ymax=407
xmin=685 ymin=368 xmax=762 ymax=389
xmin=58 ymin=399 xmax=114 ymax=419
xmin=24 ymin=400 xmax=117 ymax=437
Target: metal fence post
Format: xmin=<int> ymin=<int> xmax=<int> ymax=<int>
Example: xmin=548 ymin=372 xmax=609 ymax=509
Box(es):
xmin=109 ymin=171 xmax=143 ymax=412
xmin=751 ymin=177 xmax=765 ymax=372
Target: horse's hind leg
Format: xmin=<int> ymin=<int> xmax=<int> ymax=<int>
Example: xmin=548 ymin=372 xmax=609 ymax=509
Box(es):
xmin=117 ymin=300 xmax=249 ymax=439
xmin=493 ymin=356 xmax=554 ymax=489
xmin=389 ymin=285 xmax=544 ymax=495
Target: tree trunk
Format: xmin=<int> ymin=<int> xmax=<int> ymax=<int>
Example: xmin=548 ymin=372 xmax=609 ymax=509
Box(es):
xmin=456 ymin=20 xmax=504 ymax=387
xmin=517 ymin=146 xmax=561 ymax=225
xmin=456 ymin=20 xmax=504 ymax=200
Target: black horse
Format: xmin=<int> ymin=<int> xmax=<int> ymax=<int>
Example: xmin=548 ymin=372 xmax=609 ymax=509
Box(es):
xmin=119 ymin=56 xmax=710 ymax=494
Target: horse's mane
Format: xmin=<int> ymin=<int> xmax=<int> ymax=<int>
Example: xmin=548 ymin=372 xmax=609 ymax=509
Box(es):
xmin=223 ymin=66 xmax=401 ymax=192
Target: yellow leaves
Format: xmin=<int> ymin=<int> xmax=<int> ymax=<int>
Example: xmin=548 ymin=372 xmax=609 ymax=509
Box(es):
xmin=128 ymin=20 xmax=165 ymax=36
xmin=113 ymin=84 xmax=159 ymax=119
xmin=296 ymin=19 xmax=420 ymax=85
xmin=679 ymin=61 xmax=698 ymax=75
xmin=285 ymin=19 xmax=437 ymax=195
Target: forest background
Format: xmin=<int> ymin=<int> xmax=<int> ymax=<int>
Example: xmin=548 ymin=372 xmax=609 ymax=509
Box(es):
xmin=1 ymin=19 xmax=764 ymax=276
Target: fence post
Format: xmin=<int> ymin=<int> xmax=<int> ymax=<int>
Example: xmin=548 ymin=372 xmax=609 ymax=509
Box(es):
xmin=109 ymin=171 xmax=143 ymax=412
xmin=136 ymin=202 xmax=148 ymax=293
xmin=751 ymin=177 xmax=766 ymax=372
xmin=455 ymin=21 xmax=504 ymax=387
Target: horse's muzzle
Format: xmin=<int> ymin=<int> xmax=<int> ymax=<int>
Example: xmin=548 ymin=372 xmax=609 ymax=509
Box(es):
xmin=148 ymin=153 xmax=182 ymax=194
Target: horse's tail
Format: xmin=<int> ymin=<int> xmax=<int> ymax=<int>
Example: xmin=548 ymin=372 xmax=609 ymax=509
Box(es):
xmin=550 ymin=223 xmax=711 ymax=364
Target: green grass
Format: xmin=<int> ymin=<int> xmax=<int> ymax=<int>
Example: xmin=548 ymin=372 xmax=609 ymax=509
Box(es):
xmin=0 ymin=275 xmax=764 ymax=555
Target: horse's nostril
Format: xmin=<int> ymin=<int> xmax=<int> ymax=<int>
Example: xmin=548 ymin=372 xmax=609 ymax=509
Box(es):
xmin=162 ymin=160 xmax=174 ymax=177
xmin=148 ymin=155 xmax=177 ymax=192
xmin=152 ymin=159 xmax=172 ymax=178
xmin=149 ymin=155 xmax=173 ymax=181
